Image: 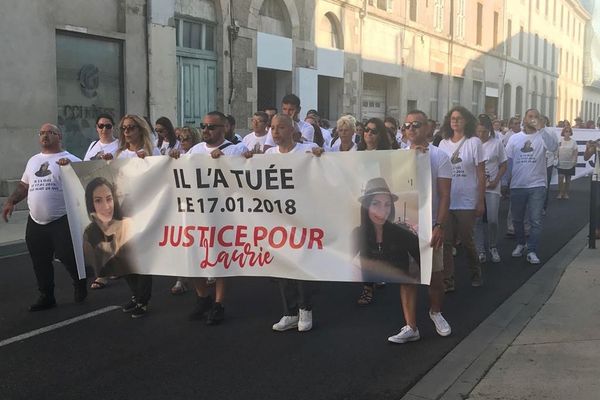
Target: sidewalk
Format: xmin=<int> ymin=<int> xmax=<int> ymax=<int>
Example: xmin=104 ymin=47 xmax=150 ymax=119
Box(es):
xmin=403 ymin=226 xmax=598 ymax=400
xmin=0 ymin=210 xmax=28 ymax=257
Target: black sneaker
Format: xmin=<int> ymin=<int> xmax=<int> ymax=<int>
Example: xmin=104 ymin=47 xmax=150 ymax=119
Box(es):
xmin=206 ymin=302 xmax=224 ymax=325
xmin=188 ymin=296 xmax=213 ymax=320
xmin=29 ymin=295 xmax=57 ymax=312
xmin=122 ymin=297 xmax=138 ymax=313
xmin=74 ymin=279 xmax=88 ymax=303
xmin=131 ymin=304 xmax=147 ymax=319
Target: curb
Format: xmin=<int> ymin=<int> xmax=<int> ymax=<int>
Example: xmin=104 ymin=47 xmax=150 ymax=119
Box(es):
xmin=0 ymin=240 xmax=27 ymax=259
xmin=401 ymin=225 xmax=590 ymax=400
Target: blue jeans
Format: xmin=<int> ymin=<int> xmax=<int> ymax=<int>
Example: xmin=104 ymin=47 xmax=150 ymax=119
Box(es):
xmin=510 ymin=187 xmax=546 ymax=253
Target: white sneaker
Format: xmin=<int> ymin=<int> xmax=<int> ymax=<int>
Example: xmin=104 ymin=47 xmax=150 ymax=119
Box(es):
xmin=478 ymin=252 xmax=487 ymax=263
xmin=526 ymin=252 xmax=541 ymax=265
xmin=490 ymin=248 xmax=501 ymax=263
xmin=272 ymin=315 xmax=299 ymax=331
xmin=298 ymin=309 xmax=313 ymax=332
xmin=512 ymin=244 xmax=527 ymax=257
xmin=388 ymin=325 xmax=420 ymax=344
xmin=429 ymin=311 xmax=451 ymax=337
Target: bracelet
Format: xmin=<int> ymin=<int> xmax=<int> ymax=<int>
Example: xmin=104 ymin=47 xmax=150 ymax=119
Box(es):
xmin=433 ymin=222 xmax=444 ymax=230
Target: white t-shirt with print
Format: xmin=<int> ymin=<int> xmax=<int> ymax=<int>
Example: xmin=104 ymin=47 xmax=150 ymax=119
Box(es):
xmin=427 ymin=145 xmax=452 ymax=224
xmin=242 ymin=132 xmax=268 ymax=153
xmin=264 ymin=143 xmax=316 ymax=154
xmin=438 ymin=136 xmax=484 ymax=210
xmin=117 ymin=147 xmax=161 ymax=159
xmin=506 ymin=129 xmax=559 ymax=189
xmin=481 ymin=137 xmax=508 ymax=195
xmin=188 ymin=140 xmax=248 ymax=156
xmin=156 ymin=139 xmax=182 ymax=155
xmin=329 ymin=141 xmax=357 ymax=152
xmin=83 ymin=139 xmax=119 ymax=161
xmin=557 ymin=138 xmax=578 ymax=169
xmin=22 ymin=151 xmax=81 ymax=225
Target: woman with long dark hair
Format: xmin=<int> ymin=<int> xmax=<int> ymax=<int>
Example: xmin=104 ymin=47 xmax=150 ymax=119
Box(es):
xmin=155 ymin=116 xmax=181 ymax=155
xmin=438 ymin=106 xmax=485 ymax=291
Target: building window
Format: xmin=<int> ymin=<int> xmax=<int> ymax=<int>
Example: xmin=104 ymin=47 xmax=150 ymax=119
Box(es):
xmin=553 ymin=0 xmax=556 ymax=24
xmin=56 ymin=31 xmax=123 ymax=159
xmin=318 ymin=13 xmax=343 ymax=50
xmin=434 ymin=0 xmax=444 ymax=32
xmin=506 ymin=19 xmax=512 ymax=56
xmin=561 ymin=5 xmax=564 ymax=29
xmin=476 ymin=3 xmax=483 ymax=45
xmin=516 ymin=86 xmax=523 ymax=116
xmin=409 ymin=0 xmax=417 ymax=21
xmin=472 ymin=81 xmax=482 ymax=114
xmin=552 ymin=44 xmax=556 ymax=72
xmin=543 ymin=38 xmax=547 ymax=69
xmin=519 ymin=26 xmax=524 ymax=61
xmin=176 ymin=18 xmax=215 ymax=52
xmin=452 ymin=77 xmax=463 ymax=107
xmin=534 ymin=34 xmax=539 ymax=66
xmin=493 ymin=11 xmax=499 ymax=49
xmin=456 ymin=0 xmax=465 ymax=40
xmin=430 ymin=73 xmax=442 ymax=120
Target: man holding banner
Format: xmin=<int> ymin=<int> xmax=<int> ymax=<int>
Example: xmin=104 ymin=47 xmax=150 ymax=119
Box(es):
xmin=2 ymin=123 xmax=86 ymax=311
xmin=389 ymin=111 xmax=452 ymax=343
xmin=266 ymin=113 xmax=323 ymax=332
xmin=170 ymin=111 xmax=248 ymax=325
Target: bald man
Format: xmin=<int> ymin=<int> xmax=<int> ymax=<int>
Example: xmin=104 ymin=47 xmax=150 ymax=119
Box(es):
xmin=2 ymin=123 xmax=86 ymax=311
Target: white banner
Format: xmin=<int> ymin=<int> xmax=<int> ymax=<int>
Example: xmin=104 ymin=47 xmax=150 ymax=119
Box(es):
xmin=62 ymin=150 xmax=433 ymax=284
xmin=548 ymin=128 xmax=600 ymax=181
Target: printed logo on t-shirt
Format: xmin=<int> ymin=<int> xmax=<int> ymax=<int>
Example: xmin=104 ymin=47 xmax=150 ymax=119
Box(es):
xmin=520 ymin=140 xmax=534 ymax=153
xmin=450 ymin=153 xmax=463 ymax=164
xmin=34 ymin=162 xmax=52 ymax=177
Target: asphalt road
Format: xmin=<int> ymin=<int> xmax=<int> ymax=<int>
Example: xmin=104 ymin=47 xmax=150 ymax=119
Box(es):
xmin=0 ymin=179 xmax=591 ymax=400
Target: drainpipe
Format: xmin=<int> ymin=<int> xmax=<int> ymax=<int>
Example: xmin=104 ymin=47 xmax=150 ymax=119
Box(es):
xmin=448 ymin=0 xmax=455 ymax=112
xmin=358 ymin=0 xmax=366 ymax=120
xmin=227 ymin=0 xmax=239 ymax=111
xmin=145 ymin=0 xmax=152 ymax=120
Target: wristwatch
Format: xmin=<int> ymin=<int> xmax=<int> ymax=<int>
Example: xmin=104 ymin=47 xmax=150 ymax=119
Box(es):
xmin=433 ymin=222 xmax=444 ymax=230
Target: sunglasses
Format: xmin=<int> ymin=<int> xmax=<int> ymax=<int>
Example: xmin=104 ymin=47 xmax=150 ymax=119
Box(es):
xmin=199 ymin=123 xmax=224 ymax=130
xmin=364 ymin=127 xmax=378 ymax=134
xmin=120 ymin=125 xmax=138 ymax=132
xmin=38 ymin=130 xmax=58 ymax=136
xmin=401 ymin=121 xmax=423 ymax=130
xmin=97 ymin=123 xmax=113 ymax=130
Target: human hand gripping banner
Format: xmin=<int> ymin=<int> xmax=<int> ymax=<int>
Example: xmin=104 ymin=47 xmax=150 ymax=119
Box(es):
xmin=62 ymin=150 xmax=433 ymax=284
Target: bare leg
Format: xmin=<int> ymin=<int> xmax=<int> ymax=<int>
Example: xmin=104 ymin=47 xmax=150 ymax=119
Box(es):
xmin=215 ymin=278 xmax=225 ymax=302
xmin=429 ymin=271 xmax=445 ymax=313
xmin=193 ymin=278 xmax=208 ymax=297
xmin=400 ymin=284 xmax=418 ymax=329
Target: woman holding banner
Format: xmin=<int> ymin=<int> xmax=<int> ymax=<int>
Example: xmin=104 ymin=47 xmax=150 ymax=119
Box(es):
xmin=353 ymin=177 xmax=421 ymax=286
xmin=356 ymin=118 xmax=393 ymax=305
xmin=115 ymin=114 xmax=161 ymax=159
xmin=330 ymin=115 xmax=357 ymax=152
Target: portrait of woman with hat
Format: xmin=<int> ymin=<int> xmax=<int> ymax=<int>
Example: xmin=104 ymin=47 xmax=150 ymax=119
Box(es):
xmin=353 ymin=177 xmax=421 ymax=303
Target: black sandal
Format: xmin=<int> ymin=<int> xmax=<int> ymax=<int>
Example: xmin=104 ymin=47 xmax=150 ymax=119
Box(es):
xmin=357 ymin=286 xmax=374 ymax=305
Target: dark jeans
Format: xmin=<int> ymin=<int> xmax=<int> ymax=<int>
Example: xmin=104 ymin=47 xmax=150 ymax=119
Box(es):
xmin=25 ymin=215 xmax=83 ymax=297
xmin=278 ymin=279 xmax=311 ymax=315
xmin=125 ymin=274 xmax=152 ymax=305
xmin=544 ymin=166 xmax=554 ymax=210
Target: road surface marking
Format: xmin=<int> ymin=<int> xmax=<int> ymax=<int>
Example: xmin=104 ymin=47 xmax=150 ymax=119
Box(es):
xmin=0 ymin=306 xmax=121 ymax=348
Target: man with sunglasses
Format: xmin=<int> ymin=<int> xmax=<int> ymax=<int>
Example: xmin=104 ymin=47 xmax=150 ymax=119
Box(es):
xmin=2 ymin=123 xmax=86 ymax=311
xmin=170 ymin=111 xmax=249 ymax=325
xmin=84 ymin=114 xmax=118 ymax=161
xmin=388 ymin=111 xmax=452 ymax=344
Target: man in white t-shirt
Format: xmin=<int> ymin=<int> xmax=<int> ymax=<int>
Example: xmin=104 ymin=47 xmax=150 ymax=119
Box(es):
xmin=2 ymin=123 xmax=86 ymax=311
xmin=505 ymin=108 xmax=558 ymax=264
xmin=242 ymin=111 xmax=269 ymax=153
xmin=264 ymin=94 xmax=315 ymax=150
xmin=268 ymin=114 xmax=322 ymax=333
xmin=170 ymin=111 xmax=248 ymax=325
xmin=388 ymin=110 xmax=452 ymax=344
